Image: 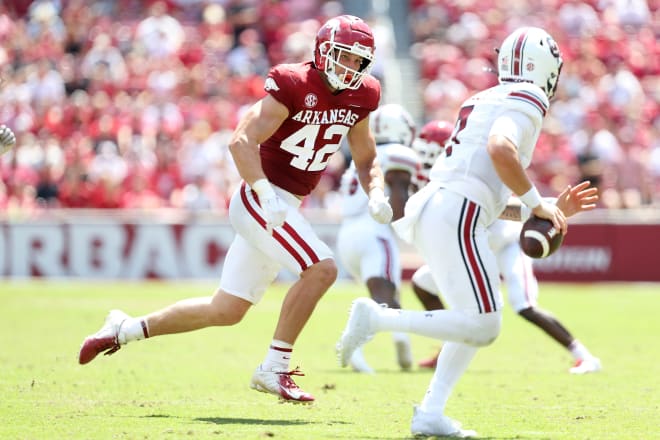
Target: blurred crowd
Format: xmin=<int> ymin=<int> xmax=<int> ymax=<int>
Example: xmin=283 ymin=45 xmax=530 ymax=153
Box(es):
xmin=0 ymin=0 xmax=658 ymax=217
xmin=410 ymin=0 xmax=658 ymax=209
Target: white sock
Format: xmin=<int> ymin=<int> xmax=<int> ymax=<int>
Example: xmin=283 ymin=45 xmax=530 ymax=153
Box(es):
xmin=391 ymin=331 xmax=410 ymax=344
xmin=262 ymin=339 xmax=293 ymax=372
xmin=420 ymin=342 xmax=478 ymax=414
xmin=120 ymin=317 xmax=149 ymax=344
xmin=568 ymin=340 xmax=593 ymax=361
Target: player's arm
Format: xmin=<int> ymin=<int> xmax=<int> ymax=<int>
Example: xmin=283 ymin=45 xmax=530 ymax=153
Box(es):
xmin=347 ymin=116 xmax=382 ymax=195
xmin=385 ymin=169 xmax=411 ymax=221
xmin=228 ymin=94 xmax=289 ymax=186
xmin=487 ymin=114 xmax=567 ymax=234
xmin=347 ymin=117 xmax=392 ymax=224
xmin=229 ymin=93 xmax=290 ymax=231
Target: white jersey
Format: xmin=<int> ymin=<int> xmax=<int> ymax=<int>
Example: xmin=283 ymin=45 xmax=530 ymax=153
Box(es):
xmin=430 ymin=82 xmax=548 ymax=225
xmin=340 ymin=142 xmax=419 ymax=218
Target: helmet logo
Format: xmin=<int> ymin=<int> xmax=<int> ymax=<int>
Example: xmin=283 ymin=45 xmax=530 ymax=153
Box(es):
xmin=304 ymin=93 xmax=318 ymax=108
xmin=500 ymin=56 xmax=509 ymax=72
xmin=264 ymin=77 xmax=280 ymax=92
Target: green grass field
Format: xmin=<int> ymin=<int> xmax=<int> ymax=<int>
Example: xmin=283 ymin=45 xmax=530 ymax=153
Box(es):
xmin=1 ymin=280 xmax=658 ymax=440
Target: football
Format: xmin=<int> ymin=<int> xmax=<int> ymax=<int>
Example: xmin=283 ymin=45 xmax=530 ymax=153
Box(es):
xmin=519 ymin=216 xmax=564 ymax=258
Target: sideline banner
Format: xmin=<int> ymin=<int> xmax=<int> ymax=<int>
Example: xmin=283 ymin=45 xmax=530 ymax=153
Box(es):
xmin=0 ymin=214 xmax=658 ymax=282
xmin=531 ymin=223 xmax=657 ymax=282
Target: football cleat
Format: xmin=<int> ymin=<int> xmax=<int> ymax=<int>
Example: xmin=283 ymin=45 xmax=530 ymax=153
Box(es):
xmin=411 ymin=406 xmax=477 ymax=438
xmin=569 ymin=357 xmax=602 ymax=374
xmin=349 ymin=347 xmax=374 ymax=374
xmin=78 ymin=309 xmax=130 ymax=365
xmin=336 ymin=297 xmax=380 ymax=368
xmin=250 ymin=365 xmax=315 ymax=403
xmin=417 ymin=351 xmax=440 ymax=370
xmin=394 ymin=334 xmax=413 ymax=370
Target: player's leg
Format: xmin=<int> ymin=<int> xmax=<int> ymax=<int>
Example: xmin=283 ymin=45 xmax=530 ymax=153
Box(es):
xmin=407 ymin=193 xmax=501 ymax=437
xmin=336 ymin=219 xmax=376 ymax=373
xmin=338 ymin=220 xmax=411 ymax=370
xmin=411 ymin=265 xmax=445 ymax=368
xmin=78 ymin=233 xmax=273 ymax=365
xmin=361 ymin=228 xmax=412 ymax=370
xmin=498 ymin=242 xmax=601 ymax=373
xmin=239 ymin=185 xmax=336 ymax=401
xmin=411 ymin=264 xmax=445 ymax=311
xmin=411 ymin=342 xmax=478 ymax=437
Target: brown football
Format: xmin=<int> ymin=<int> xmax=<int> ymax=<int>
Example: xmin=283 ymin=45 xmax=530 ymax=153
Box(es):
xmin=519 ymin=216 xmax=564 ymax=258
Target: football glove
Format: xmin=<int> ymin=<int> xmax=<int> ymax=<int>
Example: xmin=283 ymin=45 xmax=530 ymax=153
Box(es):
xmin=0 ymin=125 xmax=16 ymax=156
xmin=368 ymin=187 xmax=393 ymax=224
xmin=252 ymin=179 xmax=288 ymax=233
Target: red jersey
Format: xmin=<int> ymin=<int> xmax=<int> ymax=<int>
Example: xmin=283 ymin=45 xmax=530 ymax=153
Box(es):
xmin=261 ymin=61 xmax=380 ymax=196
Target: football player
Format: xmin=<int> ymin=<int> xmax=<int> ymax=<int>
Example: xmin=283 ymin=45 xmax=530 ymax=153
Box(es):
xmin=410 ymin=120 xmax=601 ymax=375
xmin=79 ymin=15 xmax=392 ymax=403
xmin=337 ymin=27 xmax=599 ymax=437
xmin=336 ymin=103 xmax=419 ymax=373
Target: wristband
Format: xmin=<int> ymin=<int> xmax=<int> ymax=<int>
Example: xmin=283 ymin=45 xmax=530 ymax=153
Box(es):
xmin=520 ymin=186 xmax=542 ymax=209
xmin=520 ymin=196 xmax=557 ymax=221
xmin=520 ymin=204 xmax=531 ymax=221
xmin=252 ymin=178 xmax=275 ymax=199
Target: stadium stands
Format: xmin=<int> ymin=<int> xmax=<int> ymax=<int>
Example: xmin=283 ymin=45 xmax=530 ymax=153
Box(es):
xmin=0 ymin=0 xmax=657 ymax=214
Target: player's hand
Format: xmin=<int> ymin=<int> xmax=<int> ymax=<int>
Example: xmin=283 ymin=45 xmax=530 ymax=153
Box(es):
xmin=368 ymin=187 xmax=393 ymax=224
xmin=261 ymin=194 xmax=288 ymax=232
xmin=252 ymin=178 xmax=288 ymax=233
xmin=531 ymin=200 xmax=567 ymax=235
xmin=556 ymin=181 xmax=599 ymax=218
xmin=0 ymin=125 xmax=16 ymax=156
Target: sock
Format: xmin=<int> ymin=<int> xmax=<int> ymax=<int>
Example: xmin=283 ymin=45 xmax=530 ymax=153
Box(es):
xmin=391 ymin=331 xmax=410 ymax=344
xmin=420 ymin=342 xmax=478 ymax=414
xmin=120 ymin=317 xmax=149 ymax=344
xmin=568 ymin=340 xmax=592 ymax=361
xmin=261 ymin=339 xmax=293 ymax=372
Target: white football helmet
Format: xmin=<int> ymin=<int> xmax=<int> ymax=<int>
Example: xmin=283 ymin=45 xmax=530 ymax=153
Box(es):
xmin=497 ymin=27 xmax=563 ymax=99
xmin=369 ymin=103 xmax=416 ymax=147
xmin=314 ymin=15 xmax=376 ymax=91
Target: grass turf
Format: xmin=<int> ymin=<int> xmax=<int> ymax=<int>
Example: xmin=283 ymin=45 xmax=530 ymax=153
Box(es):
xmin=0 ymin=280 xmax=658 ymax=439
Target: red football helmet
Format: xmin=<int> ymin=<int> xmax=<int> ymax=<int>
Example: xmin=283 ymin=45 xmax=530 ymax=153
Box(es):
xmin=412 ymin=120 xmax=453 ymax=187
xmin=314 ymin=15 xmax=375 ymax=91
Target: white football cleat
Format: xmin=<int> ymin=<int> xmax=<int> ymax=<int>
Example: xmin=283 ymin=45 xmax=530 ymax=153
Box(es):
xmin=336 ymin=297 xmax=380 ymax=367
xmin=78 ymin=309 xmax=130 ymax=365
xmin=250 ymin=365 xmax=314 ymax=403
xmin=349 ymin=347 xmax=375 ymax=374
xmin=393 ymin=333 xmax=413 ymax=370
xmin=569 ymin=357 xmax=602 ymax=374
xmin=411 ymin=406 xmax=477 ymax=438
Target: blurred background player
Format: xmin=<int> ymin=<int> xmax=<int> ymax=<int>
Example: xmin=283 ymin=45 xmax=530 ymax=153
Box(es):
xmin=411 ymin=120 xmax=602 ymax=375
xmin=78 ymin=14 xmax=393 ymax=404
xmin=337 ymin=103 xmax=419 ymax=373
xmin=337 ymin=27 xmax=599 ymax=437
